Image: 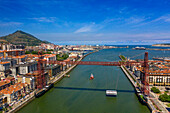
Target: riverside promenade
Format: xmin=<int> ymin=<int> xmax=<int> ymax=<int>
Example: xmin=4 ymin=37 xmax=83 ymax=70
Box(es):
xmin=119 ymin=55 xmax=169 ymax=113
xmin=8 ymin=92 xmax=35 ymax=113
xmin=120 ymin=66 xmax=156 ymax=112
xmin=120 ymin=65 xmax=168 ymax=113
xmin=52 ymin=57 xmax=83 ymax=84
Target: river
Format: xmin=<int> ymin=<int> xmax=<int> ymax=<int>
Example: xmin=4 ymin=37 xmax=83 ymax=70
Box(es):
xmin=17 ymin=46 xmax=170 ymax=113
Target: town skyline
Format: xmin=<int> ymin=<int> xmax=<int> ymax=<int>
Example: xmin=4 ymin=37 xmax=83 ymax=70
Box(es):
xmin=0 ymin=0 xmax=170 ymax=44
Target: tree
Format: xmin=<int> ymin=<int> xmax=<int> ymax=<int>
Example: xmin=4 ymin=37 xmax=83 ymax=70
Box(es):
xmin=47 ymin=49 xmax=53 ymax=51
xmin=56 ymin=53 xmax=69 ymax=61
xmin=159 ymin=93 xmax=170 ymax=102
xmin=31 ymin=51 xmax=38 ymax=54
xmin=151 ymin=87 xmax=160 ymax=93
xmin=25 ymin=51 xmax=30 ymax=54
xmin=46 ymin=51 xmax=52 ymax=54
xmin=62 ymin=54 xmax=69 ymax=59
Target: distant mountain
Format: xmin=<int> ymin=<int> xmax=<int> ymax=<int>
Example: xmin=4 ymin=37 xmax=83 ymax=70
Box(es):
xmin=0 ymin=30 xmax=50 ymax=46
xmin=152 ymin=43 xmax=170 ymax=47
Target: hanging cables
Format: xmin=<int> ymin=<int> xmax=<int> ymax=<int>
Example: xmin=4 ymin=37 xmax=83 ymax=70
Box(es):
xmin=115 ymin=67 xmax=120 ymax=90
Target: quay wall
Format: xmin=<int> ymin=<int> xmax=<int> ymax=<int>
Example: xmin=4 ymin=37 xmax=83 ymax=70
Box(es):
xmin=120 ymin=65 xmax=158 ymax=112
xmin=120 ymin=65 xmax=136 ymax=88
xmin=8 ymin=94 xmax=35 ymax=113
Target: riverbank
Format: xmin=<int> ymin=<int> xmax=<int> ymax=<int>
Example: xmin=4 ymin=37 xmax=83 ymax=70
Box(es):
xmin=8 ymin=50 xmax=99 ymax=113
xmin=8 ymin=92 xmax=35 ymax=113
xmin=120 ymin=63 xmax=168 ymax=113
xmin=120 ymin=66 xmax=156 ymax=112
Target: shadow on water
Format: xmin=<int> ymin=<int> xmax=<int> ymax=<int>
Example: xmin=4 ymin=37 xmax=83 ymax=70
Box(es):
xmin=54 ymin=86 xmax=135 ymax=93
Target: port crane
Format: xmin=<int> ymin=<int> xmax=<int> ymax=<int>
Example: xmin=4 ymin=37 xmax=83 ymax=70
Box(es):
xmin=36 ymin=52 xmax=149 ymax=96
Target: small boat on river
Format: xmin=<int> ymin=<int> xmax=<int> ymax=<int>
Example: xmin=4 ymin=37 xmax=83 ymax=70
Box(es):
xmin=106 ymin=90 xmax=117 ymax=96
xmin=90 ymin=73 xmax=94 ymax=80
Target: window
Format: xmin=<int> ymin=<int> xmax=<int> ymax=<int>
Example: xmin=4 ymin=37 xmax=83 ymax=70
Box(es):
xmin=156 ymin=78 xmax=163 ymax=83
xmin=149 ymin=77 xmax=153 ymax=83
xmin=166 ymin=78 xmax=170 ymax=83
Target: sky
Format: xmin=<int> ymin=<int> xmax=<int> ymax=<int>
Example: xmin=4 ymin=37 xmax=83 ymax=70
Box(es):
xmin=0 ymin=0 xmax=170 ymax=45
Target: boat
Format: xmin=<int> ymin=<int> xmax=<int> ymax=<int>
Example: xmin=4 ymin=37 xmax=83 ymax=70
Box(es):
xmin=106 ymin=90 xmax=117 ymax=96
xmin=132 ymin=46 xmax=146 ymax=50
xmin=34 ymin=88 xmax=46 ymax=98
xmin=90 ymin=73 xmax=94 ymax=80
xmin=35 ymin=83 xmax=54 ymax=98
xmin=45 ymin=83 xmax=54 ymax=91
xmin=64 ymin=74 xmax=70 ymax=77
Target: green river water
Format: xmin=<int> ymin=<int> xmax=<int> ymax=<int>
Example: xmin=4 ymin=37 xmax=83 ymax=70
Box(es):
xmin=17 ymin=47 xmax=170 ymax=113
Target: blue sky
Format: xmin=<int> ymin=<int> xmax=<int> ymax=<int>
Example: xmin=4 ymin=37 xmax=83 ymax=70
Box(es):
xmin=0 ymin=0 xmax=170 ymax=45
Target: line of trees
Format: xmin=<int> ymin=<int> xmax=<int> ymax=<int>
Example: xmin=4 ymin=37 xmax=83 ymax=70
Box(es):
xmin=25 ymin=51 xmax=52 ymax=54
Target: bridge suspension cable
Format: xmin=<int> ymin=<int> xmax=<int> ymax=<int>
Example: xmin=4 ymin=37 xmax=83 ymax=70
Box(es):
xmin=115 ymin=67 xmax=120 ymax=90
xmin=128 ymin=52 xmax=145 ymax=59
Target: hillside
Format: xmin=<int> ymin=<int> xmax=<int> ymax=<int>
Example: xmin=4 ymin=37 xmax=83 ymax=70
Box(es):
xmin=152 ymin=43 xmax=170 ymax=47
xmin=0 ymin=30 xmax=50 ymax=46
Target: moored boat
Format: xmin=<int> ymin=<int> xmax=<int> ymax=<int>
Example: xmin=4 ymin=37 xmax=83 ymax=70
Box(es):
xmin=45 ymin=83 xmax=54 ymax=91
xmin=132 ymin=46 xmax=146 ymax=50
xmin=35 ymin=88 xmax=46 ymax=98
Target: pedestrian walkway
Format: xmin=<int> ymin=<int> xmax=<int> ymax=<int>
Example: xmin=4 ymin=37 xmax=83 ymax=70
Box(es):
xmin=8 ymin=92 xmax=35 ymax=113
xmin=120 ymin=65 xmax=169 ymax=113
xmin=150 ymin=92 xmax=169 ymax=113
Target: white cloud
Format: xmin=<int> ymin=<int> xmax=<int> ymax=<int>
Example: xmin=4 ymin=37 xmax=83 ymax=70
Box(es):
xmin=0 ymin=22 xmax=22 ymax=26
xmin=36 ymin=32 xmax=170 ymax=42
xmin=153 ymin=14 xmax=170 ymax=22
xmin=30 ymin=17 xmax=57 ymax=22
xmin=125 ymin=17 xmax=146 ymax=24
xmin=74 ymin=23 xmax=98 ymax=33
xmin=74 ymin=26 xmax=93 ymax=33
xmin=119 ymin=7 xmax=128 ymax=14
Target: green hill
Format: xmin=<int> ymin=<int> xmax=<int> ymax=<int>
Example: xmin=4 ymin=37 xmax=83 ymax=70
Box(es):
xmin=0 ymin=30 xmax=50 ymax=46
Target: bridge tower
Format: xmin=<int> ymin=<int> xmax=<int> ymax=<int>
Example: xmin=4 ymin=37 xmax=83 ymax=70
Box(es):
xmin=142 ymin=52 xmax=149 ymax=96
xmin=37 ymin=51 xmax=46 ymax=89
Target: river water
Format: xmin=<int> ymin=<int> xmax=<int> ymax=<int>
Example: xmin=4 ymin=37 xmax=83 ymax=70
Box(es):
xmin=17 ymin=46 xmax=170 ymax=113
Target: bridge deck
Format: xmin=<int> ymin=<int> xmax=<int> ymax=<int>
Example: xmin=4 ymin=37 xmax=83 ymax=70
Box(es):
xmin=46 ymin=61 xmax=144 ymax=66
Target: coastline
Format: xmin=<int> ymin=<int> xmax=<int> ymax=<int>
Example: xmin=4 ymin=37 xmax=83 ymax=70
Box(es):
xmin=8 ymin=50 xmax=99 ymax=113
xmin=152 ymin=45 xmax=170 ymax=47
